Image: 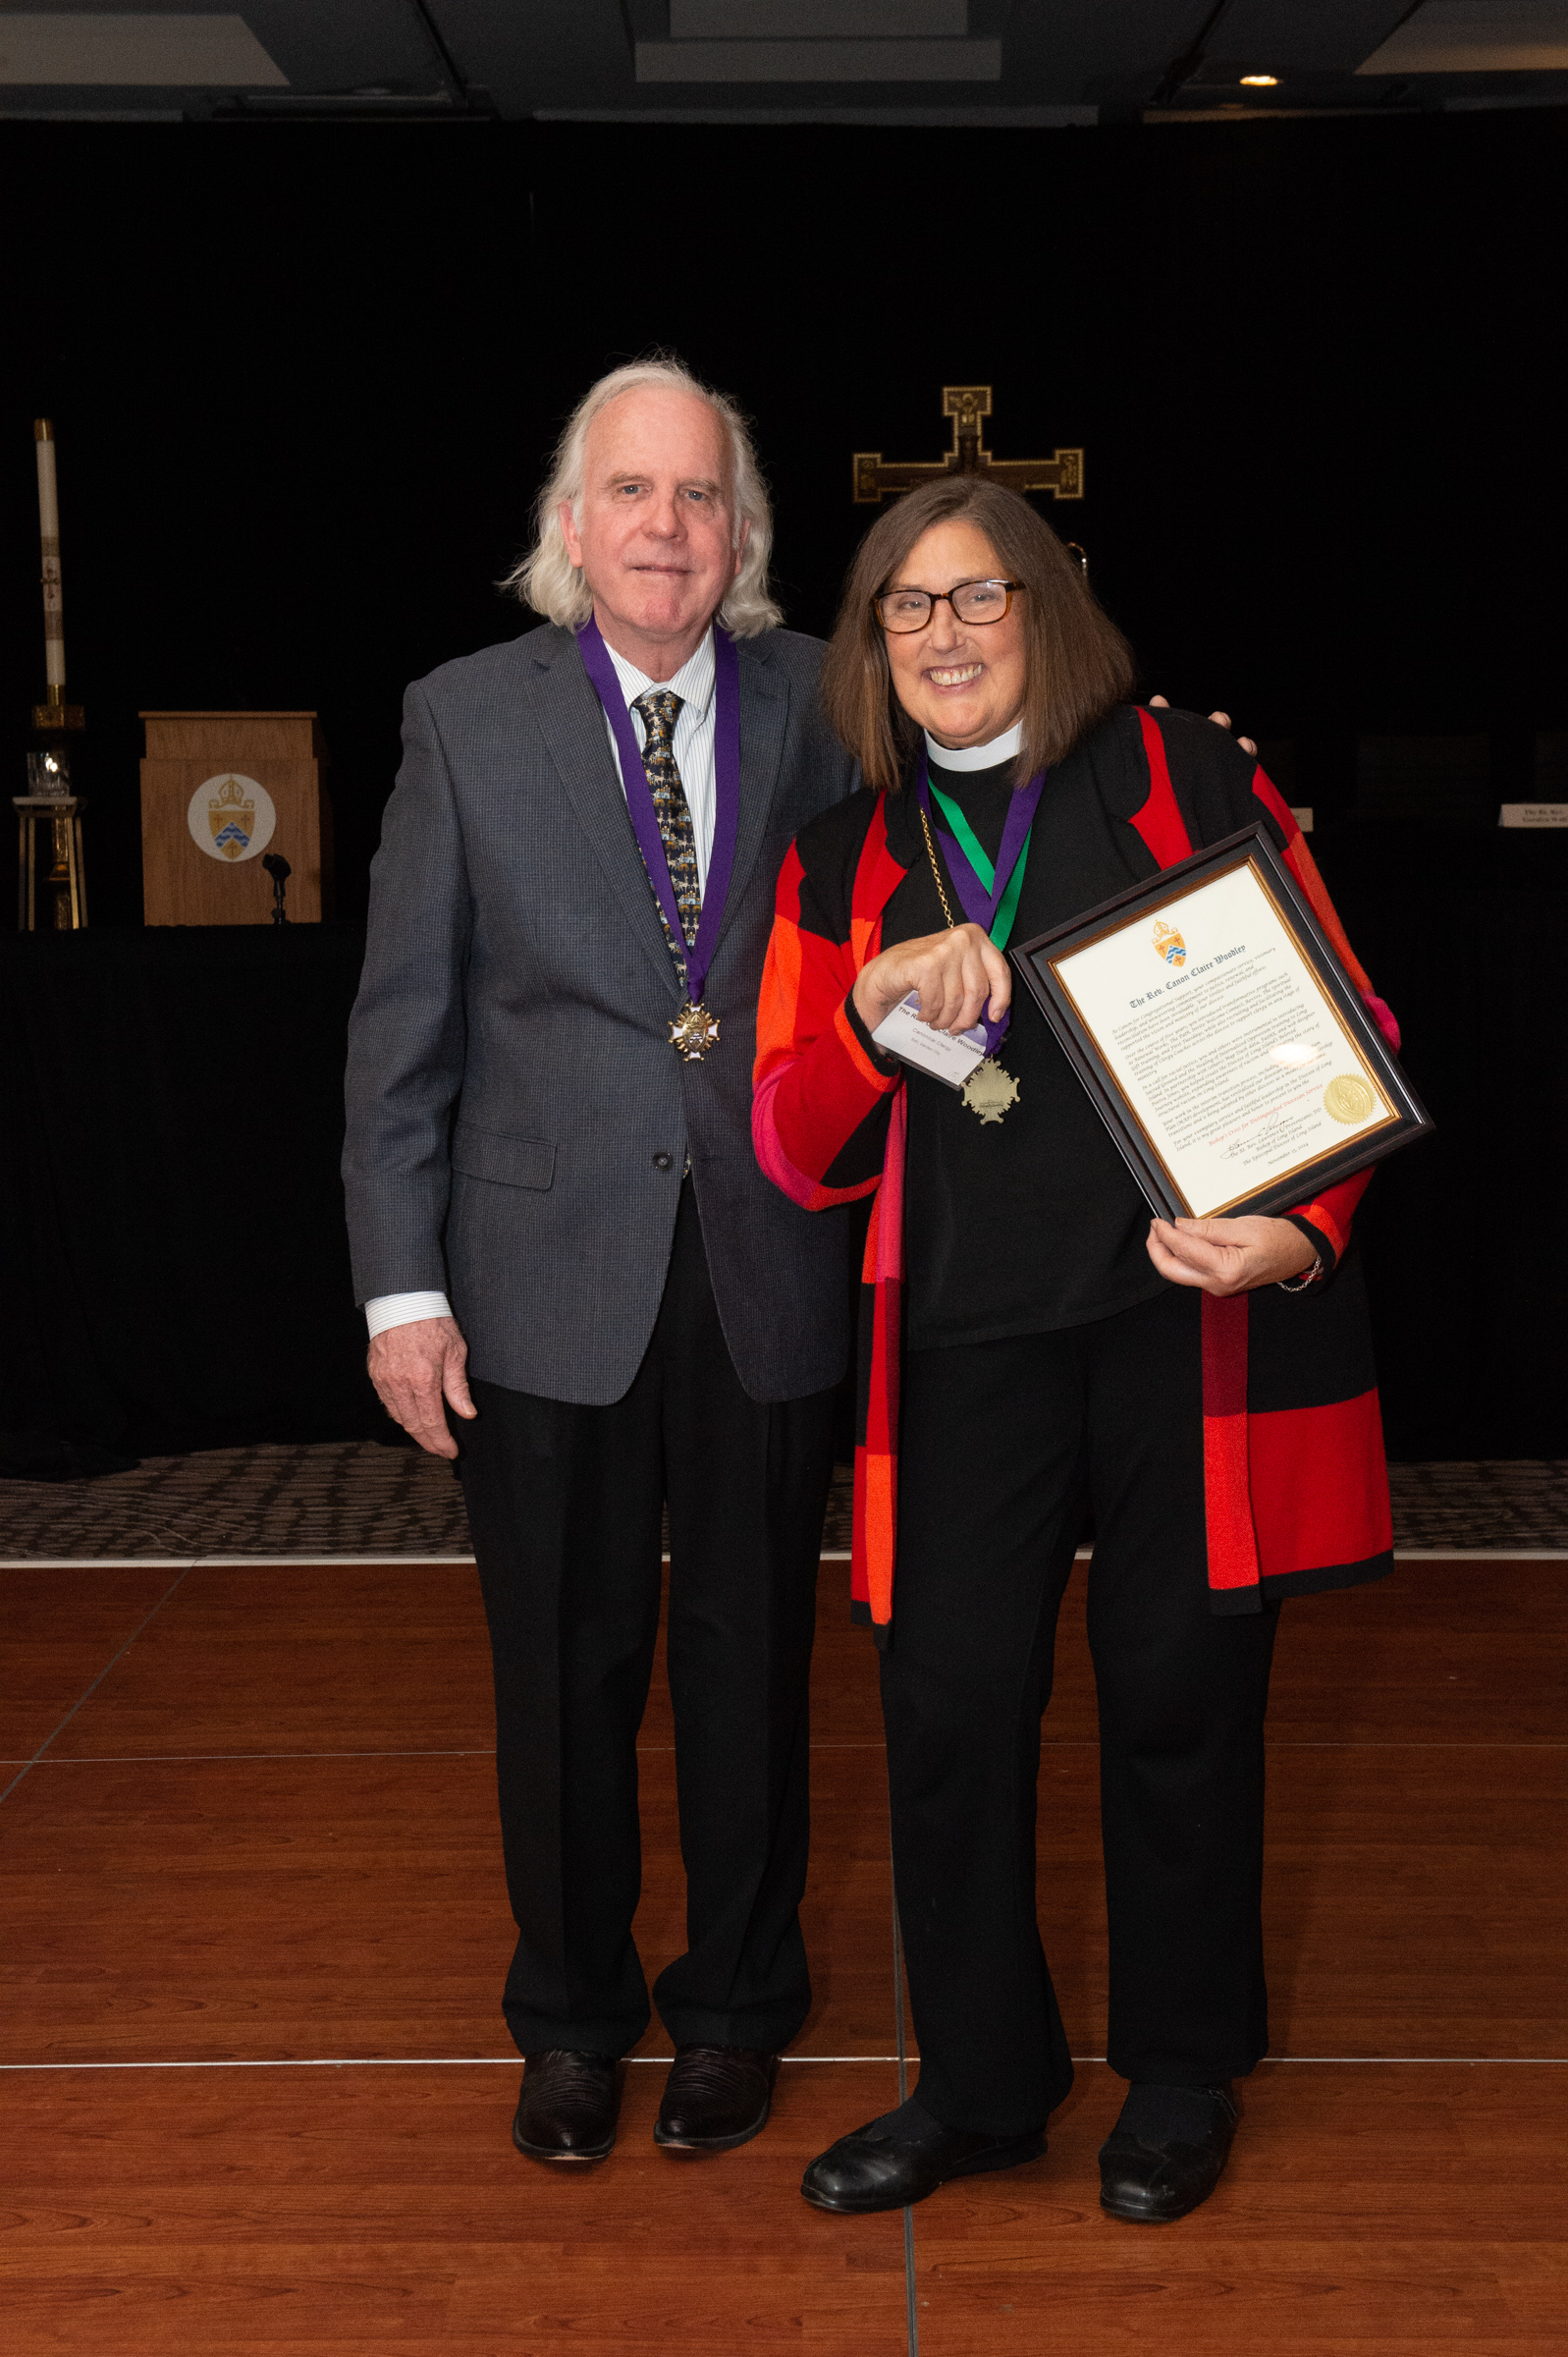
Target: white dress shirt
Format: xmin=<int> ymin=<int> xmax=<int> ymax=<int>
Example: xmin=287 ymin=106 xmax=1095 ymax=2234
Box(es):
xmin=598 ymin=626 xmax=719 ymax=891
xmin=366 ymin=625 xmax=720 ymax=1340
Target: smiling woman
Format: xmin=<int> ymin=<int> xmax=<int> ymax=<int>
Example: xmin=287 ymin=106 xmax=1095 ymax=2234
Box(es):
xmin=753 ymin=471 xmax=1401 ymax=2229
xmin=818 ymin=475 xmax=1134 ymax=790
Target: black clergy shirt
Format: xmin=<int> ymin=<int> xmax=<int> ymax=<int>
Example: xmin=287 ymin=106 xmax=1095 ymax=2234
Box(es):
xmin=877 ymin=742 xmax=1169 ymax=1352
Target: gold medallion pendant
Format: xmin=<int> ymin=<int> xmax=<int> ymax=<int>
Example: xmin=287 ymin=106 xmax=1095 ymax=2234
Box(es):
xmin=960 ymin=1058 xmax=1020 ymax=1124
xmin=670 ymin=1002 xmax=722 ymax=1061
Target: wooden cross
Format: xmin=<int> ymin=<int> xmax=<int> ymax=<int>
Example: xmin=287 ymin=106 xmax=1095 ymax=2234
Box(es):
xmin=853 ymin=386 xmax=1083 ymax=505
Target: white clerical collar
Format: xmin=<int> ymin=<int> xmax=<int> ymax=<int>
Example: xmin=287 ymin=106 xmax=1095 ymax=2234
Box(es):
xmin=925 ymin=719 xmax=1025 ymax=771
xmin=602 ymin=626 xmax=716 ymax=719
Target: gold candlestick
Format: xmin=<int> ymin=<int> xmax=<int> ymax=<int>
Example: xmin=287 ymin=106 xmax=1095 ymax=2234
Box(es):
xmin=14 ymin=795 xmax=88 ymax=930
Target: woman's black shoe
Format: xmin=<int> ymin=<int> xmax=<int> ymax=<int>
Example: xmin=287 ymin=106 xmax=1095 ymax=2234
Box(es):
xmin=512 ymin=2050 xmax=621 ymax=2164
xmin=1098 ymin=2082 xmax=1238 ymax=2222
xmin=655 ymin=2047 xmax=781 ymax=2151
xmin=801 ymin=2097 xmax=1046 ymax=2215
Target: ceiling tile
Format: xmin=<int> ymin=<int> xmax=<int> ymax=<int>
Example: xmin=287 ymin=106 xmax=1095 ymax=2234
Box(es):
xmin=637 ymin=35 xmax=1000 ymax=79
xmin=0 ymin=11 xmax=287 ymax=84
xmin=669 ymin=1 xmax=967 ymax=30
xmin=1358 ymin=2 xmax=1568 ymax=73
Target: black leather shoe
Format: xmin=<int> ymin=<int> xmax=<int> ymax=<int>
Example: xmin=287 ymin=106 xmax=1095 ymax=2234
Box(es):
xmin=801 ymin=2097 xmax=1046 ymax=2215
xmin=512 ymin=2051 xmax=621 ymax=2164
xmin=654 ymin=2046 xmax=781 ymax=2152
xmin=1099 ymin=2083 xmax=1238 ymax=2222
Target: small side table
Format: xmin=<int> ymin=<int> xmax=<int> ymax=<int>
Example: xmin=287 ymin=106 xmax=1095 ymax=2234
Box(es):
xmin=14 ymin=795 xmax=88 ymax=930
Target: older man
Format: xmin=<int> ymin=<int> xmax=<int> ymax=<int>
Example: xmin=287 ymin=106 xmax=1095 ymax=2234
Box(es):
xmin=343 ymin=360 xmax=858 ymax=2165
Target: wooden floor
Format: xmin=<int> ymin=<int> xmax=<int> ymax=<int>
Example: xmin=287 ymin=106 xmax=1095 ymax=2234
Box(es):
xmin=3 ymin=1557 xmax=1564 ymax=2353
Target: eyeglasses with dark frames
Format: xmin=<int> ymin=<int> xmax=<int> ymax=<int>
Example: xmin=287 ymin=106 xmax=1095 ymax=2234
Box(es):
xmin=873 ymin=578 xmax=1026 ymax=633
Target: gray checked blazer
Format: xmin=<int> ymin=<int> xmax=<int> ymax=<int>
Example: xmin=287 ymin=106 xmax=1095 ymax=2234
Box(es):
xmin=343 ymin=621 xmax=860 ymax=1405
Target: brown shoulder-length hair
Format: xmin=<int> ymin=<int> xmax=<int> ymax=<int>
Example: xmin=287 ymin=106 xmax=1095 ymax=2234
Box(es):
xmin=819 ymin=476 xmax=1135 ymax=792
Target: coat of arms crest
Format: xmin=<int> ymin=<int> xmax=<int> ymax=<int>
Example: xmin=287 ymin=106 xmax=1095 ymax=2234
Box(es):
xmin=209 ymin=775 xmax=255 ymax=859
xmin=1152 ymin=916 xmax=1186 ymax=966
xmin=187 ymin=773 xmax=275 ymax=865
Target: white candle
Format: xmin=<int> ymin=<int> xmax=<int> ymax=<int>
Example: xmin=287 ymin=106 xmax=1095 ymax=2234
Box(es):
xmin=35 ymin=417 xmax=65 ymax=692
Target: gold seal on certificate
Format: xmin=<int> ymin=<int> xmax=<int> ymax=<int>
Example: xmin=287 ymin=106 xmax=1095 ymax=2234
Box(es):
xmin=1324 ymin=1073 xmax=1378 ymax=1124
xmin=1011 ymin=826 xmax=1433 ymax=1224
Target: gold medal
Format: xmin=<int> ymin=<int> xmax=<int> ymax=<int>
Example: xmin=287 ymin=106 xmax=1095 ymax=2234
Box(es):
xmin=960 ymin=1057 xmax=1021 ymax=1124
xmin=669 ymin=1002 xmax=721 ymax=1061
xmin=914 ymin=806 xmax=1022 ymax=1125
xmin=1324 ymin=1073 xmax=1377 ymax=1124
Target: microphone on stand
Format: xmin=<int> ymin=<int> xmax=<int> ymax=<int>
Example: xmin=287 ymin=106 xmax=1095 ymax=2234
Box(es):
xmin=262 ymin=851 xmax=292 ymax=925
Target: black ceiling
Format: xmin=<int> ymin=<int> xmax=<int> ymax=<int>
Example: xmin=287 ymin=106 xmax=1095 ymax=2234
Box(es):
xmin=2 ymin=0 xmax=1567 ymax=124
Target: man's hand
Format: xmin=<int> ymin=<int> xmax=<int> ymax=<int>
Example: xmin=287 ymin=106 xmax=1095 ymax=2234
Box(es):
xmin=367 ymin=1315 xmax=476 ymax=1458
xmin=851 ymin=922 xmax=1010 ymax=1039
xmin=1147 ymin=1215 xmax=1318 ymax=1296
xmin=1149 ymin=693 xmax=1257 ymax=758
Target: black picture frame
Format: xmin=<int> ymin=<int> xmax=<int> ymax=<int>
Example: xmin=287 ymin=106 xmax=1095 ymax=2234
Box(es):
xmin=1010 ymin=824 xmax=1434 ymax=1223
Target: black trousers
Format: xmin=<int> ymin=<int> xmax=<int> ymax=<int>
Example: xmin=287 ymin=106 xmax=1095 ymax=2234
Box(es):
xmin=885 ymin=1285 xmax=1280 ymax=2137
xmin=459 ymin=1181 xmax=838 ymax=2058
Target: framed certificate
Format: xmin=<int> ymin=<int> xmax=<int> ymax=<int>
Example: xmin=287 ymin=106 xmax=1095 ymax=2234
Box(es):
xmin=1010 ymin=825 xmax=1433 ymax=1223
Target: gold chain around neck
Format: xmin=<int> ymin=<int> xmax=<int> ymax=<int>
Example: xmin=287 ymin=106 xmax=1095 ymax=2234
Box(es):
xmin=918 ymin=806 xmax=958 ymax=932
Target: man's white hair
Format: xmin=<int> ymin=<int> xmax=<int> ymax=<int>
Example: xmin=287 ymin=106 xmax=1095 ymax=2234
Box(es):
xmin=505 ymin=356 xmax=784 ymax=637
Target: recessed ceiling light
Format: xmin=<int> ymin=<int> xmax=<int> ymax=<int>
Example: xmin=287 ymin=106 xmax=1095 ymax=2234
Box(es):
xmin=1239 ymin=72 xmax=1279 ymax=86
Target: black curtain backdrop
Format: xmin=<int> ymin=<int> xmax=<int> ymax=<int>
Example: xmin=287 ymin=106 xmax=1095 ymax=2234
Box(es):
xmin=0 ymin=926 xmax=374 ymax=1456
xmin=1 ymin=114 xmax=1563 ymax=1459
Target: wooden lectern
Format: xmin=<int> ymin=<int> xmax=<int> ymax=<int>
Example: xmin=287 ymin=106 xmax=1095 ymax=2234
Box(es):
xmin=139 ymin=711 xmax=333 ymax=925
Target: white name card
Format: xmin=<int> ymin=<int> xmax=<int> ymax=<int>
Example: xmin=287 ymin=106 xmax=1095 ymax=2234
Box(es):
xmin=871 ymin=991 xmax=988 ymax=1088
xmin=1499 ymin=804 xmax=1568 ymax=828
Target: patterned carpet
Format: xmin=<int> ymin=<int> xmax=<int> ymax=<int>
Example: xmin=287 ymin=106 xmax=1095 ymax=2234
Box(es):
xmin=0 ymin=1445 xmax=471 ymax=1562
xmin=0 ymin=1445 xmax=1565 ymax=1560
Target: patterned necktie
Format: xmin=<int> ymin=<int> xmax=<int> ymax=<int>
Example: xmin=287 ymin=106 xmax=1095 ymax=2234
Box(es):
xmin=631 ymin=687 xmax=701 ymax=974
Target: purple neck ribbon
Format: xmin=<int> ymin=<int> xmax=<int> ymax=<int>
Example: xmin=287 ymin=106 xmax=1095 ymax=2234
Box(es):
xmin=916 ymin=748 xmax=1048 ymax=1057
xmin=575 ymin=615 xmax=741 ymax=1011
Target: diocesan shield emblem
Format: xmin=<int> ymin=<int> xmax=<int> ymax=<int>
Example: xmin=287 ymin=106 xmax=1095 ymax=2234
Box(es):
xmin=187 ymin=774 xmax=277 ymax=864
xmin=210 ymin=776 xmax=255 ymax=858
xmin=1152 ymin=916 xmax=1186 ymax=967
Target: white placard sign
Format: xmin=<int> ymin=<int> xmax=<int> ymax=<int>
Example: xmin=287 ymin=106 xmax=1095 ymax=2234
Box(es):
xmin=189 ymin=774 xmax=276 ymax=863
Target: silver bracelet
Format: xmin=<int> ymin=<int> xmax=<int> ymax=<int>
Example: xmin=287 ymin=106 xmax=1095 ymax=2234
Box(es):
xmin=1277 ymin=1254 xmax=1325 ymax=1293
